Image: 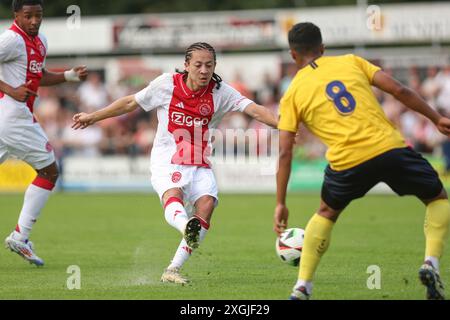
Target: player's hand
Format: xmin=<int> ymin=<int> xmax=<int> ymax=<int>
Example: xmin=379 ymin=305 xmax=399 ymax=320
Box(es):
xmin=74 ymin=65 xmax=88 ymax=81
xmin=436 ymin=116 xmax=450 ymax=136
xmin=9 ymin=80 xmax=37 ymax=102
xmin=72 ymin=112 xmax=95 ymax=129
xmin=274 ymin=204 xmax=289 ymax=236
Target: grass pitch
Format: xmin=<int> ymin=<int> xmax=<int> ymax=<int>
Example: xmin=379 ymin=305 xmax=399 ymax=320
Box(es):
xmin=0 ymin=193 xmax=448 ymax=300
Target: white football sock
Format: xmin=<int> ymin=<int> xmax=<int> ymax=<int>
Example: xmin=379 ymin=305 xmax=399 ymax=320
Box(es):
xmin=13 ymin=178 xmax=54 ymax=241
xmin=168 ymin=216 xmax=210 ymax=270
xmin=164 ymin=197 xmax=189 ymax=233
xmin=425 ymin=256 xmax=440 ymax=273
xmin=168 ymin=239 xmax=192 ymax=270
xmin=295 ymin=279 xmax=313 ymax=295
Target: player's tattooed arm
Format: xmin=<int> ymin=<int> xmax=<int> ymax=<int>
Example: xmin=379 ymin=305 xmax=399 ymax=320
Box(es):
xmin=0 ymin=79 xmax=37 ymax=102
xmin=244 ymin=103 xmax=278 ymax=128
xmin=72 ymin=95 xmax=139 ymax=129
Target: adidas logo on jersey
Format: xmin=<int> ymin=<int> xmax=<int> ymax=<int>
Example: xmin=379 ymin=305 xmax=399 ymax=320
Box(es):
xmin=176 ymin=102 xmax=185 ymax=109
xmin=30 ymin=49 xmax=36 ymax=55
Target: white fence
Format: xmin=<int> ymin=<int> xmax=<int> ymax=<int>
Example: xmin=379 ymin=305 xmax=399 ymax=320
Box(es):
xmin=62 ymin=156 xmax=277 ymax=193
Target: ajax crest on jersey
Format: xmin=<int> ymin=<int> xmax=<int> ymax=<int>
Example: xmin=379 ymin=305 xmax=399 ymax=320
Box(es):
xmin=199 ymin=103 xmax=212 ymax=116
xmin=171 ymin=171 xmax=182 ymax=183
xmin=276 ymin=228 xmax=305 ymax=266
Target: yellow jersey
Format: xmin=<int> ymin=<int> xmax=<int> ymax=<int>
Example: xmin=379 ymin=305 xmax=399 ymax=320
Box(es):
xmin=278 ymin=54 xmax=406 ymax=171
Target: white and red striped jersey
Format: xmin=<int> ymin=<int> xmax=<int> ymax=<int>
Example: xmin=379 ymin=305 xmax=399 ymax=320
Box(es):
xmin=0 ymin=22 xmax=47 ymax=117
xmin=135 ymin=73 xmax=253 ymax=168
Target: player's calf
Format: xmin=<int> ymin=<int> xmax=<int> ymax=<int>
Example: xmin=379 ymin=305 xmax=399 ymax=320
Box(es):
xmin=164 ymin=197 xmax=189 ymax=233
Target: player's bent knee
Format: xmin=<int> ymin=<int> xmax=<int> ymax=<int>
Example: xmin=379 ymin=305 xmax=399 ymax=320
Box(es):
xmin=195 ymin=196 xmax=216 ymax=222
xmin=438 ymin=188 xmax=448 ymax=200
xmin=196 ymin=196 xmax=215 ymax=209
xmin=38 ymin=172 xmax=59 ymax=184
xmin=37 ymin=162 xmax=60 ymax=184
xmin=422 ymin=188 xmax=448 ymax=205
xmin=318 ymin=200 xmax=342 ymax=222
xmin=162 ymin=188 xmax=183 ymax=205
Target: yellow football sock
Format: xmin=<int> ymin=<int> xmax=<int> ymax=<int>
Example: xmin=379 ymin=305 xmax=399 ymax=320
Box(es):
xmin=424 ymin=199 xmax=450 ymax=259
xmin=299 ymin=213 xmax=335 ymax=281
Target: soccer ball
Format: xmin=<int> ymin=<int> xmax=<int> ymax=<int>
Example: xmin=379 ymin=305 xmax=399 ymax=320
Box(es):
xmin=276 ymin=228 xmax=305 ymax=266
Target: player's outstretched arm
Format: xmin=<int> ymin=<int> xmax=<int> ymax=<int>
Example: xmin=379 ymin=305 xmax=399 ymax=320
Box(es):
xmin=372 ymin=70 xmax=450 ymax=136
xmin=40 ymin=66 xmax=88 ymax=86
xmin=72 ymin=95 xmax=140 ymax=130
xmin=274 ymin=130 xmax=296 ymax=236
xmin=244 ymin=103 xmax=278 ymax=128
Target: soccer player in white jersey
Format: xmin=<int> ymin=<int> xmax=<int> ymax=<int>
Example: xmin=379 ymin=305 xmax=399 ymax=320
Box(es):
xmin=72 ymin=42 xmax=278 ymax=284
xmin=0 ymin=0 xmax=88 ymax=266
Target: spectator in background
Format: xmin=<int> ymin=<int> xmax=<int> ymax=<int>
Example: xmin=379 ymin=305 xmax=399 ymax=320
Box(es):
xmin=421 ymin=66 xmax=440 ymax=109
xmin=133 ymin=116 xmax=157 ymax=155
xmin=279 ymin=63 xmax=297 ymax=95
xmin=382 ymin=93 xmax=406 ymax=133
xmin=413 ymin=115 xmax=436 ymax=154
xmin=230 ymin=71 xmax=254 ymax=100
xmin=408 ymin=65 xmax=422 ymax=93
xmin=293 ymin=124 xmax=326 ymax=161
xmin=78 ymin=72 xmax=111 ymax=113
xmin=436 ymin=66 xmax=450 ymax=174
xmin=61 ymin=110 xmax=103 ymax=157
xmin=109 ymin=76 xmax=133 ymax=101
xmin=436 ymin=66 xmax=450 ymax=116
xmin=257 ymin=72 xmax=278 ymax=104
xmin=34 ymin=92 xmax=64 ymax=156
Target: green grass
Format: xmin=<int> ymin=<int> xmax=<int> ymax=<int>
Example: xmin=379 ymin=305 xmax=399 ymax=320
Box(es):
xmin=0 ymin=193 xmax=448 ymax=300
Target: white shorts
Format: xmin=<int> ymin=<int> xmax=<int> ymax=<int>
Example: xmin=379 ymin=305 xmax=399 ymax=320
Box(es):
xmin=151 ymin=163 xmax=219 ymax=214
xmin=0 ymin=101 xmax=55 ymax=170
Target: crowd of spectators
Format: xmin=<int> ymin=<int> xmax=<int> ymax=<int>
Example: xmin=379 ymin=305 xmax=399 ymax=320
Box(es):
xmin=34 ymin=61 xmax=450 ymax=172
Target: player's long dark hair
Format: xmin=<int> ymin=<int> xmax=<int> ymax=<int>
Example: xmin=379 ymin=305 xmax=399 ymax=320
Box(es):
xmin=176 ymin=42 xmax=223 ymax=89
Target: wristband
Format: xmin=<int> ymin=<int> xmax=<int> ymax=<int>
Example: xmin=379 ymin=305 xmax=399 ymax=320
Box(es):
xmin=64 ymin=69 xmax=80 ymax=82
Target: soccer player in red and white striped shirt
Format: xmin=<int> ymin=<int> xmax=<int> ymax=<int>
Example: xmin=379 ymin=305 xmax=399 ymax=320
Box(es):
xmin=1 ymin=0 xmax=87 ymax=266
xmin=72 ymin=42 xmax=278 ymax=283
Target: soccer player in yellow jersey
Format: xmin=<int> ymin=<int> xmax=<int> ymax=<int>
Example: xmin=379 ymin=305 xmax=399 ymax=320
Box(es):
xmin=274 ymin=22 xmax=450 ymax=300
